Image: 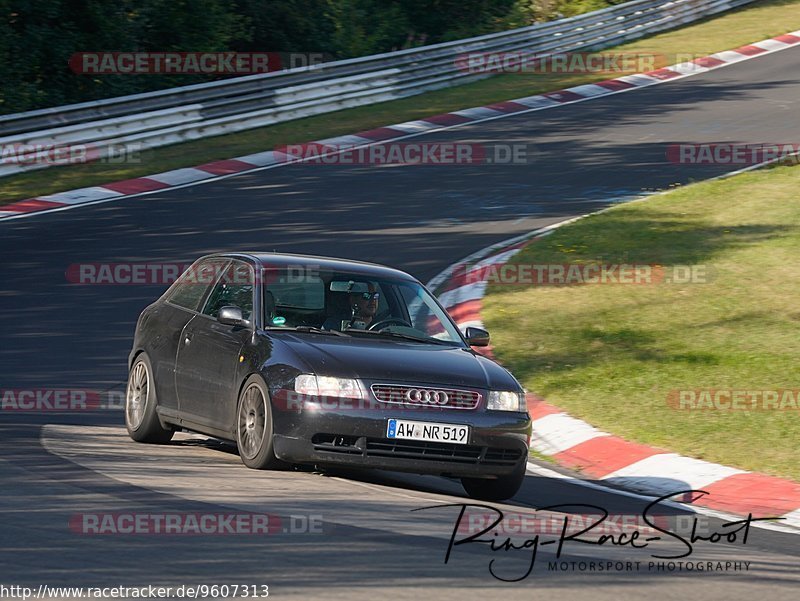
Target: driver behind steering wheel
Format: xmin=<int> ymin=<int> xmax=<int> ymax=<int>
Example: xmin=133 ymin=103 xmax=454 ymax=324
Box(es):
xmin=322 ymin=282 xmax=381 ymax=330
xmin=347 ymin=283 xmax=379 ymax=329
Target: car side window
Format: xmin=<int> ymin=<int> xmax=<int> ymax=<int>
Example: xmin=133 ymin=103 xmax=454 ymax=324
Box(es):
xmin=202 ymin=261 xmax=254 ymax=321
xmin=167 ymin=259 xmax=228 ymax=312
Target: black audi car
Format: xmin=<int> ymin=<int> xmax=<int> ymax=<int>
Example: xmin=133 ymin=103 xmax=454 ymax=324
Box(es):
xmin=126 ymin=253 xmax=531 ymax=500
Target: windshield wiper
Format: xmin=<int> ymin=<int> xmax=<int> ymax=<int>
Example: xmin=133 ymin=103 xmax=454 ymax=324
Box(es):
xmin=343 ymin=329 xmax=453 ymax=345
xmin=267 ymin=326 xmax=349 ymax=337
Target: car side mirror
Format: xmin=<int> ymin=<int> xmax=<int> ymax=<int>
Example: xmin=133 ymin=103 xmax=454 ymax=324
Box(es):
xmin=218 ymin=306 xmax=246 ymax=326
xmin=464 ymin=326 xmax=490 ymax=347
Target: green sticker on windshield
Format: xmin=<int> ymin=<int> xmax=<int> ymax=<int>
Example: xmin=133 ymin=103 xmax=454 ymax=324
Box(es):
xmin=272 ymin=316 xmax=286 ymax=326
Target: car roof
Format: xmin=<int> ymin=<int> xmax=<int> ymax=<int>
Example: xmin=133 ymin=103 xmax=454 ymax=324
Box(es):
xmin=202 ymin=252 xmax=418 ymax=282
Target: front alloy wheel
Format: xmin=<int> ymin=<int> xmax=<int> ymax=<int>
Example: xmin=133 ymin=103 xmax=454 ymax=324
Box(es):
xmin=236 ymin=377 xmax=284 ymax=470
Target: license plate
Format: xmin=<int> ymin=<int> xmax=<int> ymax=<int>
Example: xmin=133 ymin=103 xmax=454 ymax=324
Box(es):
xmin=386 ymin=419 xmax=470 ymax=445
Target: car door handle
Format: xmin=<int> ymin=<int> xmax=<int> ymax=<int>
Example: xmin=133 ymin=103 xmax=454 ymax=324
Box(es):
xmin=184 ymin=334 xmax=192 ymax=345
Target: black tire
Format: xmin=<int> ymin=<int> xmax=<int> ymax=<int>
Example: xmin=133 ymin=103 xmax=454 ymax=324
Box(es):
xmin=125 ymin=353 xmax=174 ymax=444
xmin=461 ymin=459 xmax=527 ymax=501
xmin=236 ymin=376 xmax=285 ymax=470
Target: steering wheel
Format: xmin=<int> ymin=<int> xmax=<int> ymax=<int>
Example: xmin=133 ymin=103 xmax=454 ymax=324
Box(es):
xmin=368 ymin=317 xmax=412 ymax=331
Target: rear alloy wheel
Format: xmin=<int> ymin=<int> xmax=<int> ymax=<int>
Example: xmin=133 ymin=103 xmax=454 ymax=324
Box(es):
xmin=125 ymin=354 xmax=174 ymax=444
xmin=461 ymin=459 xmax=526 ymax=501
xmin=236 ymin=377 xmax=284 ymax=470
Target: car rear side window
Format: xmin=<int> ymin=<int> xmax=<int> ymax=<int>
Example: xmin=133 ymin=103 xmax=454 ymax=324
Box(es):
xmin=167 ymin=259 xmax=229 ymax=312
xmin=202 ymin=261 xmax=255 ymax=320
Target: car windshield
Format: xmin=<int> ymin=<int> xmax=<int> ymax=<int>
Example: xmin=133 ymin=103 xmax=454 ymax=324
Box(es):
xmin=262 ymin=267 xmax=466 ymax=346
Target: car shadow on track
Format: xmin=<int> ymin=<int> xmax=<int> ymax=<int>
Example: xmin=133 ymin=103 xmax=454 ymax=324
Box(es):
xmin=175 ymin=432 xmax=719 ymax=526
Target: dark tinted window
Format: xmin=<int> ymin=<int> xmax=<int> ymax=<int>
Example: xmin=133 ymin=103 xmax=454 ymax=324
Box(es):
xmin=167 ymin=259 xmax=229 ymax=311
xmin=202 ymin=261 xmax=254 ymax=320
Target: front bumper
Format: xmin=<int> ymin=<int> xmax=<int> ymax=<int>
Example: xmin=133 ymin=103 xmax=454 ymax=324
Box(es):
xmin=270 ymin=397 xmax=531 ymax=478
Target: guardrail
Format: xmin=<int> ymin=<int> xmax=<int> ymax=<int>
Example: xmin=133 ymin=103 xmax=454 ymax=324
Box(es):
xmin=0 ymin=0 xmax=756 ymax=177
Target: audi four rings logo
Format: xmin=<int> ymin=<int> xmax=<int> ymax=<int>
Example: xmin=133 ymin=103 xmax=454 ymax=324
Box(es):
xmin=405 ymin=388 xmax=449 ymax=404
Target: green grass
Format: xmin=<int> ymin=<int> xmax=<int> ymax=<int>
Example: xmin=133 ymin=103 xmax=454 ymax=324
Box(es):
xmin=529 ymin=448 xmax=558 ymax=465
xmin=483 ymin=163 xmax=800 ymax=481
xmin=2 ymin=0 xmax=800 ymax=205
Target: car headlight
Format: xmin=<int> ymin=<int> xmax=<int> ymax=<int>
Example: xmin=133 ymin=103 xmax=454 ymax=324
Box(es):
xmin=487 ymin=390 xmax=526 ymax=411
xmin=294 ymin=375 xmax=364 ymax=399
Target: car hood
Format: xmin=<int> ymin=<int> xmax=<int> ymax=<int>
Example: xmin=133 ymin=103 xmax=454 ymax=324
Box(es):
xmin=273 ymin=333 xmax=520 ymax=391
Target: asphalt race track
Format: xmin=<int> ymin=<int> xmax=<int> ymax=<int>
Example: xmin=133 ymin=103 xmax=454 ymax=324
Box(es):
xmin=1 ymin=44 xmax=799 ymax=599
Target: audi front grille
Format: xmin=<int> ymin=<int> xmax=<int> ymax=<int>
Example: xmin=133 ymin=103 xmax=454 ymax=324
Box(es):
xmin=370 ymin=384 xmax=481 ymax=410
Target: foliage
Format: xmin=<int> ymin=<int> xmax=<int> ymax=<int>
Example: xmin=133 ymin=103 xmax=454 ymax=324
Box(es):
xmin=0 ymin=0 xmax=622 ymax=114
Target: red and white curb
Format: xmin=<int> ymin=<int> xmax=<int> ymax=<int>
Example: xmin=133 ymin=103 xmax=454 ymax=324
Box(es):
xmin=2 ymin=29 xmax=800 ymax=221
xmin=429 ymin=224 xmax=800 ymax=531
